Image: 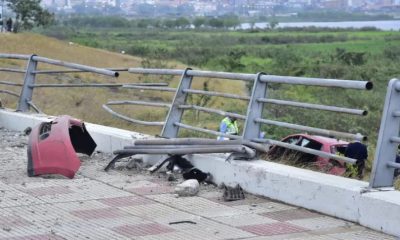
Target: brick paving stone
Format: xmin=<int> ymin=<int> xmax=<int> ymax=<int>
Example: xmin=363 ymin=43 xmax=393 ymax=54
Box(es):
xmin=21 ymin=186 xmax=74 ymax=197
xmin=71 ymin=207 xmax=129 ymax=220
xmin=0 ymin=215 xmax=32 ymax=228
xmin=239 ymin=222 xmax=308 ymax=236
xmin=119 ymin=203 xmax=195 ymax=222
xmin=327 ymin=229 xmax=397 ymax=240
xmin=126 ymin=186 xmax=174 ymax=195
xmin=261 ymin=209 xmax=322 ymax=221
xmin=167 ymin=218 xmax=256 ymax=240
xmin=233 ymin=202 xmax=297 ymax=214
xmin=113 ymin=223 xmax=175 ymax=237
xmin=0 ymin=233 xmax=65 ymax=240
xmin=98 ymin=196 xmax=155 ymax=207
xmin=211 ymin=213 xmax=278 ymax=227
xmin=0 ymin=188 xmax=44 ymax=208
xmin=287 ymin=216 xmax=354 ymax=231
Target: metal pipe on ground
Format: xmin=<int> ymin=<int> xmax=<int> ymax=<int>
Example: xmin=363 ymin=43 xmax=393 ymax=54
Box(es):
xmin=124 ymin=144 xmax=246 ymax=150
xmin=114 ymin=145 xmax=256 ymax=158
xmin=133 ymin=138 xmax=269 ymax=153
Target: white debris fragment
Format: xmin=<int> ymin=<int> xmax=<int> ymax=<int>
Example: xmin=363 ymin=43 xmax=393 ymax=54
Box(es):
xmin=174 ymin=179 xmax=199 ymax=197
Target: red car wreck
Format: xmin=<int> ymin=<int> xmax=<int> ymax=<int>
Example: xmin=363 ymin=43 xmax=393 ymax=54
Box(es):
xmin=27 ymin=115 xmax=97 ymax=179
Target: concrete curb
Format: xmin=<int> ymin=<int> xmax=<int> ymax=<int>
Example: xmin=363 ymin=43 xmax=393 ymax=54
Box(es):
xmin=1 ymin=110 xmax=399 ymax=237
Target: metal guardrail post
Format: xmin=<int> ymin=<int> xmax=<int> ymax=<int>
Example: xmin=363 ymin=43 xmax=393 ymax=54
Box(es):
xmin=369 ymin=79 xmax=400 ymax=188
xmin=17 ymin=54 xmax=37 ymax=112
xmin=161 ymin=68 xmax=193 ymax=138
xmin=243 ymin=72 xmax=266 ymax=140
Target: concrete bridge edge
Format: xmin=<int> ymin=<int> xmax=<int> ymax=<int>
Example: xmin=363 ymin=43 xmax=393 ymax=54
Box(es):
xmin=1 ymin=109 xmax=399 ymax=237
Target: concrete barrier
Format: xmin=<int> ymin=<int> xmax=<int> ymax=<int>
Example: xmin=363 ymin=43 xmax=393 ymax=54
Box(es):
xmin=1 ymin=109 xmax=399 ymax=237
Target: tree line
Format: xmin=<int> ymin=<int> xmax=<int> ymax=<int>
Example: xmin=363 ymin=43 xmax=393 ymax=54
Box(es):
xmin=60 ymin=15 xmax=243 ymax=29
xmin=4 ymin=0 xmax=54 ymax=32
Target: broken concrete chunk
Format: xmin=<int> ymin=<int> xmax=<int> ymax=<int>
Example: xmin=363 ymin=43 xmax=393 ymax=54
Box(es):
xmin=174 ymin=179 xmax=199 ymax=197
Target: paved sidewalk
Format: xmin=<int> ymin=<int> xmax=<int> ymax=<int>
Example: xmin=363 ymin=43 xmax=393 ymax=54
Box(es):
xmin=0 ymin=128 xmax=396 ymax=240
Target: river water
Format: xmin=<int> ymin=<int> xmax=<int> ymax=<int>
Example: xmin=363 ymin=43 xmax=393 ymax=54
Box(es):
xmin=241 ymin=20 xmax=400 ymax=31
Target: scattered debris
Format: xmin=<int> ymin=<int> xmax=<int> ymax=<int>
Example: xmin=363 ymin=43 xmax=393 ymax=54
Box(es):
xmin=223 ymin=184 xmax=245 ymax=201
xmin=175 ymin=179 xmax=199 ymax=197
xmin=169 ymin=221 xmax=196 ymax=225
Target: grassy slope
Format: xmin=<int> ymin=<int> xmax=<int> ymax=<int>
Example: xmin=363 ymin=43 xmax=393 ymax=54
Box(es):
xmin=0 ymin=33 xmax=246 ymax=135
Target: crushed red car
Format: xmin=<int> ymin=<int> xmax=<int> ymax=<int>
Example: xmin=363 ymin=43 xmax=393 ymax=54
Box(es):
xmin=268 ymin=134 xmax=349 ymax=175
xmin=27 ymin=115 xmax=97 ymax=179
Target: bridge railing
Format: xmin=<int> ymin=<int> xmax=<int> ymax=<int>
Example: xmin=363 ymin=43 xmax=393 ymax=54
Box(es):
xmin=4 ymin=53 xmax=399 ymax=189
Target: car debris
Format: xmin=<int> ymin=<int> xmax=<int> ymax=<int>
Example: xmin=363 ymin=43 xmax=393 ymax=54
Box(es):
xmin=27 ymin=115 xmax=97 ymax=179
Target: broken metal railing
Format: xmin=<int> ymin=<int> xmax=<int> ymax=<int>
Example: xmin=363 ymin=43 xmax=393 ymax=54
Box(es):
xmin=2 ymin=53 xmax=390 ymax=187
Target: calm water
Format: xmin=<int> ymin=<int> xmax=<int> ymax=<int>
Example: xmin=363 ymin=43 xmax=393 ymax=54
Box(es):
xmin=241 ymin=20 xmax=400 ymax=31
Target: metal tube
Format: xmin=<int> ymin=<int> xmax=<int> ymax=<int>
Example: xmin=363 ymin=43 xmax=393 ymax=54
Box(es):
xmin=255 ymin=118 xmax=366 ymax=141
xmin=107 ymin=100 xmax=171 ymax=108
xmin=0 ymin=81 xmax=23 ymax=86
xmin=124 ymin=144 xmax=244 ymax=149
xmin=32 ymin=56 xmax=119 ymax=77
xmin=122 ymin=85 xmax=176 ymax=92
xmin=387 ymin=161 xmax=400 ymax=169
xmin=0 ymin=89 xmax=20 ymax=97
xmin=133 ymin=138 xmax=269 ymax=153
xmin=259 ymin=75 xmax=372 ymax=90
xmin=29 ymin=83 xmax=169 ymax=88
xmin=0 ymin=54 xmax=30 ymax=60
xmin=128 ymin=68 xmax=372 ymax=90
xmin=30 ymin=83 xmax=125 ymax=88
xmin=123 ymin=83 xmax=169 ymax=87
xmin=27 ymin=101 xmax=42 ymax=113
xmin=174 ymin=122 xmax=241 ymax=140
xmin=33 ymin=68 xmax=129 ymax=74
xmin=178 ymin=105 xmax=246 ymax=120
xmin=183 ymin=89 xmax=250 ymax=101
xmin=129 ymin=68 xmax=184 ymax=75
xmin=255 ymin=138 xmax=357 ymax=164
xmin=390 ymin=136 xmax=400 ymax=143
xmin=102 ymin=104 xmax=164 ymax=126
xmin=392 ymin=111 xmax=400 ymax=117
xmin=114 ymin=145 xmax=255 ymax=156
xmin=258 ymin=98 xmax=367 ymax=116
xmin=0 ymin=68 xmax=26 ymax=73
